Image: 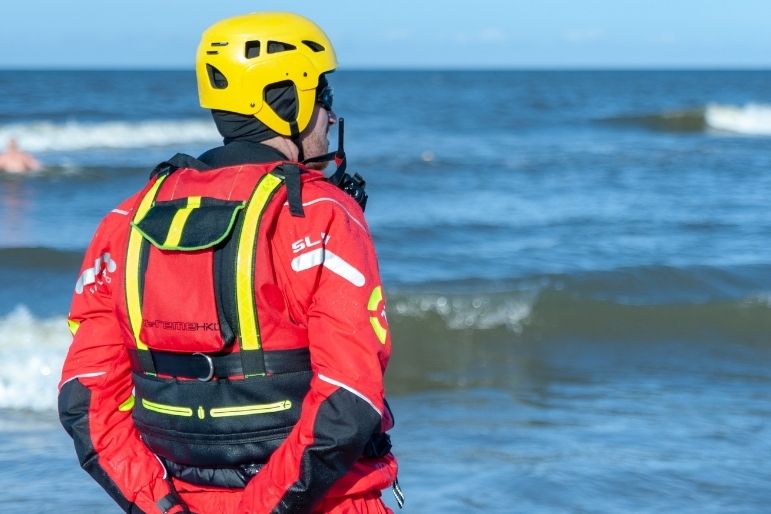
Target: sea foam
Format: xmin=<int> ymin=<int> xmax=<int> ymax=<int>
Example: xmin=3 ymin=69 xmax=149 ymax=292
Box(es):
xmin=0 ymin=119 xmax=219 ymax=152
xmin=0 ymin=306 xmax=70 ymax=411
xmin=705 ymin=103 xmax=771 ymax=135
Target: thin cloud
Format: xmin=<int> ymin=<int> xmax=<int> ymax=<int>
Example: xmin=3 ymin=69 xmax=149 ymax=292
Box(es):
xmin=650 ymin=34 xmax=677 ymax=45
xmin=452 ymin=28 xmax=510 ymax=44
xmin=381 ymin=29 xmax=411 ymax=42
xmin=563 ymin=30 xmax=606 ymax=43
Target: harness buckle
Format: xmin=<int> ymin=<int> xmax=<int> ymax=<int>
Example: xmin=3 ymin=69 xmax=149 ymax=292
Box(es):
xmin=193 ymin=352 xmax=214 ymax=382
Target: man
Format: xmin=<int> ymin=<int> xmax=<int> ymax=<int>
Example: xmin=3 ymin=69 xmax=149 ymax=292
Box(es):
xmin=0 ymin=138 xmax=41 ymax=173
xmin=58 ymin=12 xmax=399 ymax=514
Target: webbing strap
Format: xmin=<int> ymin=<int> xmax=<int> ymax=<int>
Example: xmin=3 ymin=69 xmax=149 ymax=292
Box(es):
xmin=125 ymin=175 xmax=168 ymax=374
xmin=163 ymin=196 xmax=201 ymax=247
xmin=235 ymin=172 xmax=284 ymax=377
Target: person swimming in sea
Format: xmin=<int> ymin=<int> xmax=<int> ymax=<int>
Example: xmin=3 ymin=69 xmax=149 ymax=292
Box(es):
xmin=0 ymin=138 xmax=41 ymax=173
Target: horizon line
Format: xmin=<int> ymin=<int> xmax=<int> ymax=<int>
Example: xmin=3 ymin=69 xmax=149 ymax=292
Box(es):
xmin=1 ymin=65 xmax=771 ymax=72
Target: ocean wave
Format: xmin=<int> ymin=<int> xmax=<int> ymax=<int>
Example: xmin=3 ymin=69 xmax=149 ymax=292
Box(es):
xmin=705 ymin=103 xmax=771 ymax=135
xmin=0 ymin=246 xmax=84 ymax=271
xmin=0 ymin=119 xmax=219 ymax=152
xmin=5 ymin=271 xmax=771 ymax=410
xmin=389 ymin=288 xmax=771 ymax=343
xmin=605 ymin=103 xmax=771 ymax=136
xmin=0 ymin=306 xmax=70 ymax=411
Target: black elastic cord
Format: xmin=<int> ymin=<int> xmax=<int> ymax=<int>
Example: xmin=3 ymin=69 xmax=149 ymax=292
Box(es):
xmin=289 ymin=120 xmax=303 ymax=163
xmin=303 ymin=117 xmax=347 ymax=185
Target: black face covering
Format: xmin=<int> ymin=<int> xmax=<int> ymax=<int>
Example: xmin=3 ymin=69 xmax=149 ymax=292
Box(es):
xmin=211 ymin=75 xmax=330 ymax=145
xmin=211 ymin=75 xmax=321 ymax=145
xmin=211 ymin=109 xmax=276 ymax=144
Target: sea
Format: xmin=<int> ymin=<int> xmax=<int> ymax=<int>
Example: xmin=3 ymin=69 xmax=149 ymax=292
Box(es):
xmin=1 ymin=70 xmax=771 ymax=513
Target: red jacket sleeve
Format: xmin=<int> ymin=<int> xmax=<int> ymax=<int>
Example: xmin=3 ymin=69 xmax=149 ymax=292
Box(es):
xmin=58 ymin=206 xmax=188 ymax=514
xmin=240 ymin=184 xmax=393 ymax=514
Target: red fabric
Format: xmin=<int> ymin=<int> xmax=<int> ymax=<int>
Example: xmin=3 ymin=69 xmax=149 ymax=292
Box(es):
xmin=59 ymin=162 xmax=397 ymax=514
xmin=313 ymin=492 xmax=394 ymax=514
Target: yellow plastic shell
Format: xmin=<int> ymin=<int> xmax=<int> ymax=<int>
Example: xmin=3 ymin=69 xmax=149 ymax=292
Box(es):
xmin=196 ymin=12 xmax=337 ymax=135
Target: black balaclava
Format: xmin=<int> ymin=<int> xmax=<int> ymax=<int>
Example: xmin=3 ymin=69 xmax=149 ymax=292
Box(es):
xmin=211 ymin=75 xmax=328 ymax=145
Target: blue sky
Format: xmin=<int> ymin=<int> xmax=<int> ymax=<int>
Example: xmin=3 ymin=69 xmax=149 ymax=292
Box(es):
xmin=3 ymin=0 xmax=770 ymax=69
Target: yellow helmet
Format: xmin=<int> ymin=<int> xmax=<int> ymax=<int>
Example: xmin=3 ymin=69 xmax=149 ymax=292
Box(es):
xmin=196 ymin=12 xmax=337 ymax=136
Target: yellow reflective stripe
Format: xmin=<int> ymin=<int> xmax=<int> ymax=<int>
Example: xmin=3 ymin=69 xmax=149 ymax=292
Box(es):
xmin=210 ymin=400 xmax=292 ymax=418
xmin=163 ymin=196 xmax=201 ymax=247
xmin=236 ymin=173 xmax=284 ymax=351
xmin=125 ymin=176 xmax=167 ymax=351
xmin=367 ymin=286 xmax=383 ymax=311
xmin=370 ymin=317 xmax=388 ymax=344
xmin=118 ymin=394 xmax=135 ymax=412
xmin=367 ymin=286 xmax=387 ymax=344
xmin=67 ymin=318 xmax=80 ymax=336
xmin=141 ymin=398 xmax=193 ymax=417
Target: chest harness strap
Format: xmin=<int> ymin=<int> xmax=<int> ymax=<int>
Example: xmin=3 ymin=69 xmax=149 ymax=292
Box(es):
xmin=125 ymin=164 xmax=288 ymax=378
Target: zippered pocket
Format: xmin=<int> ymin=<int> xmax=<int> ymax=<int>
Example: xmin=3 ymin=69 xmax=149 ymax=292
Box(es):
xmin=132 ymin=197 xmax=245 ymax=352
xmin=210 ymin=400 xmax=292 ymax=418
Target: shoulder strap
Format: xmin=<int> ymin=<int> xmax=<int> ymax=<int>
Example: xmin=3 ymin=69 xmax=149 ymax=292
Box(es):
xmin=232 ymin=170 xmax=287 ymax=376
xmin=149 ymin=153 xmax=212 ymax=179
xmin=125 ymin=175 xmax=170 ymax=375
xmin=125 ymin=167 xmax=289 ymax=378
xmin=271 ymin=163 xmax=305 ymax=217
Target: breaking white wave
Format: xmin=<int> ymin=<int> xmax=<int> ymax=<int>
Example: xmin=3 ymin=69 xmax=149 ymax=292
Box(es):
xmin=705 ymin=103 xmax=771 ymax=136
xmin=0 ymin=306 xmax=70 ymax=411
xmin=0 ymin=119 xmax=219 ymax=152
xmin=391 ymin=292 xmax=535 ymax=333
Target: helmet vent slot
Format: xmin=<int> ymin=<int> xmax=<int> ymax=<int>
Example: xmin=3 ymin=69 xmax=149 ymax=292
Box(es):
xmin=206 ymin=64 xmax=228 ymax=89
xmin=245 ymin=41 xmax=261 ymax=59
xmin=267 ymin=41 xmax=296 ymax=54
xmin=302 ymin=40 xmax=325 ymax=52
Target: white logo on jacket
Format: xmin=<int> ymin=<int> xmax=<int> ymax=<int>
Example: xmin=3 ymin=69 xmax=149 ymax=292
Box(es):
xmin=290 ymin=241 xmax=365 ymax=287
xmin=291 ymin=232 xmax=330 ymax=253
xmin=75 ymin=252 xmax=117 ymax=294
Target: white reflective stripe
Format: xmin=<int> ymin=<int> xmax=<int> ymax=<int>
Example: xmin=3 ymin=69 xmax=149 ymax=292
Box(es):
xmin=291 ymin=247 xmax=325 ymax=271
xmin=318 ymin=373 xmax=382 ymax=417
xmin=154 ymin=454 xmax=168 ymax=479
xmin=111 ymin=209 xmax=129 ymax=215
xmin=291 ymin=248 xmax=365 ymax=287
xmin=284 ymin=197 xmax=368 ymax=234
xmin=59 ymin=371 xmax=107 ymax=389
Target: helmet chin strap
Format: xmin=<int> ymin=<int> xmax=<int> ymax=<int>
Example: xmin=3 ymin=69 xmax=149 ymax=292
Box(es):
xmin=302 ymin=118 xmax=368 ymax=211
xmin=289 ymin=120 xmax=304 ymax=162
xmin=302 ymin=117 xmax=346 ymax=183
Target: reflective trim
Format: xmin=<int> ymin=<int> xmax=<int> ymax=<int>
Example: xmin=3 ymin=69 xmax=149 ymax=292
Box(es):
xmin=367 ymin=286 xmax=383 ymax=311
xmin=154 ymin=454 xmax=168 ymax=479
xmin=369 ymin=317 xmax=388 ymax=345
xmin=291 ymin=248 xmax=365 ymax=287
xmin=209 ymin=400 xmax=292 ymax=418
xmin=118 ymin=394 xmax=135 ymax=412
xmin=284 ymin=197 xmax=368 ymax=234
xmin=126 ymin=176 xmax=167 ymax=351
xmin=318 ymin=373 xmax=382 ymax=417
xmin=163 ymin=196 xmax=201 ymax=247
xmin=67 ymin=318 xmax=80 ymax=336
xmin=58 ymin=371 xmax=106 ymax=389
xmin=367 ymin=286 xmax=388 ymax=344
xmin=141 ymin=398 xmax=193 ymax=417
xmin=236 ymin=173 xmax=284 ymax=352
